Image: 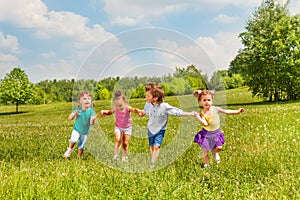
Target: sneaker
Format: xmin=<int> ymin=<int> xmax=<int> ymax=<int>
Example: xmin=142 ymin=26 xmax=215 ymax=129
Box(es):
xmin=202 ymin=163 xmax=210 ymax=169
xmin=212 ymin=152 xmax=221 ymax=164
xmin=63 ymin=147 xmax=72 ymax=158
xmin=113 ymin=154 xmax=119 ymax=161
xmin=122 ymin=156 xmax=128 ymax=162
xmin=150 ymin=162 xmax=155 ymax=168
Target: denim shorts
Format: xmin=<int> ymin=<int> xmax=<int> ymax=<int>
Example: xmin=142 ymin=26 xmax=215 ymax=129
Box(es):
xmin=148 ymin=129 xmax=165 ymax=147
xmin=69 ymin=129 xmax=88 ymax=150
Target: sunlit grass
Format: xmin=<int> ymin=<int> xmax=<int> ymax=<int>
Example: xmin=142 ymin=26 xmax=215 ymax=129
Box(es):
xmin=0 ymin=88 xmax=299 ymax=199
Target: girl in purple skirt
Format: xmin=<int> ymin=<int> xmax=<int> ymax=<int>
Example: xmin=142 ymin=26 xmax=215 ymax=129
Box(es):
xmin=193 ymin=90 xmax=245 ymax=168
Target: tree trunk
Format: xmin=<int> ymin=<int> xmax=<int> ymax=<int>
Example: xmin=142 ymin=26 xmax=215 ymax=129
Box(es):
xmin=16 ymin=102 xmax=19 ymax=113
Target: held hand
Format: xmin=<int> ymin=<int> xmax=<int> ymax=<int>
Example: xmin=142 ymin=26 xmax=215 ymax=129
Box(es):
xmin=193 ymin=111 xmax=199 ymax=117
xmin=99 ymin=110 xmax=105 ymax=118
xmin=239 ymin=108 xmax=245 ymax=113
xmin=139 ymin=111 xmax=145 ymax=117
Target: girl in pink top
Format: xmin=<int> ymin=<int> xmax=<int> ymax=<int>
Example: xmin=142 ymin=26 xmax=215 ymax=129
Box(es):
xmin=100 ymin=90 xmax=144 ymax=162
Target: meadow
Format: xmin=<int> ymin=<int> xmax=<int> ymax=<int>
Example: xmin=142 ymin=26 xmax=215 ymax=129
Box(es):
xmin=0 ymin=87 xmax=299 ymax=199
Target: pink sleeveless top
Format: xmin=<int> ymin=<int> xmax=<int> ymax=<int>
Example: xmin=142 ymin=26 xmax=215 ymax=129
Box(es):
xmin=115 ymin=106 xmax=131 ymax=128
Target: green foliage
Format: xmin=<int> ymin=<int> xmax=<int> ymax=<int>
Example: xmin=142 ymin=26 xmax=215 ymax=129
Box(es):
xmin=0 ymin=88 xmax=299 ymax=199
xmin=95 ymin=83 xmax=111 ymax=100
xmin=0 ymin=67 xmax=34 ymax=112
xmin=230 ymin=0 xmax=300 ymax=101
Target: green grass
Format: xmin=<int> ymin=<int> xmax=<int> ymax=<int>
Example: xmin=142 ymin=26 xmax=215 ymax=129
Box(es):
xmin=0 ymin=87 xmax=299 ymax=199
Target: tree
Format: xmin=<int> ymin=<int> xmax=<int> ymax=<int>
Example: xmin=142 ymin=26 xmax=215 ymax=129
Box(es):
xmin=0 ymin=67 xmax=34 ymax=113
xmin=230 ymin=0 xmax=300 ymax=101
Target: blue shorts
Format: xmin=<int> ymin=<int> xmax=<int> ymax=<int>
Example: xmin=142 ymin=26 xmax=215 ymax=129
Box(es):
xmin=69 ymin=130 xmax=88 ymax=150
xmin=148 ymin=129 xmax=165 ymax=147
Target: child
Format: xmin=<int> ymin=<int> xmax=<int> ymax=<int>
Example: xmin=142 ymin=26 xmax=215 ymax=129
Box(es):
xmin=64 ymin=91 xmax=97 ymax=158
xmin=193 ymin=90 xmax=245 ymax=168
xmin=144 ymin=83 xmax=194 ymax=168
xmin=100 ymin=90 xmax=144 ymax=162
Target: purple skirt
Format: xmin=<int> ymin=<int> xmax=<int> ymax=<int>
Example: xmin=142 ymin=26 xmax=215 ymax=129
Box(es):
xmin=194 ymin=128 xmax=225 ymax=150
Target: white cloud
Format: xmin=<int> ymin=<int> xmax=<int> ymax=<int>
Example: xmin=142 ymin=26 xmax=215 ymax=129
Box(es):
xmin=0 ymin=32 xmax=19 ymax=53
xmin=0 ymin=54 xmax=22 ymax=79
xmin=111 ymin=16 xmax=137 ymax=26
xmin=289 ymin=0 xmax=300 ymax=15
xmin=0 ymin=0 xmax=113 ymax=48
xmin=40 ymin=50 xmax=56 ymax=59
xmin=104 ymin=0 xmax=187 ymax=26
xmin=213 ymin=14 xmax=239 ymax=23
xmin=103 ymin=0 xmax=261 ymax=27
xmin=196 ymin=31 xmax=242 ymax=69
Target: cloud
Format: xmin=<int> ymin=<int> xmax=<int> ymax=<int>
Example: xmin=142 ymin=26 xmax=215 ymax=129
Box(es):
xmin=111 ymin=16 xmax=137 ymax=26
xmin=289 ymin=0 xmax=300 ymax=15
xmin=40 ymin=50 xmax=56 ymax=59
xmin=196 ymin=31 xmax=242 ymax=69
xmin=212 ymin=14 xmax=239 ymax=23
xmin=0 ymin=0 xmax=113 ymax=47
xmin=103 ymin=0 xmax=261 ymax=27
xmin=0 ymin=32 xmax=19 ymax=53
xmin=0 ymin=54 xmax=23 ymax=79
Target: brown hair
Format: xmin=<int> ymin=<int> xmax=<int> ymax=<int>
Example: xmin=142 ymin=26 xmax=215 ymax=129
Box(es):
xmin=145 ymin=82 xmax=162 ymax=92
xmin=113 ymin=90 xmax=126 ymax=102
xmin=193 ymin=90 xmax=214 ymax=101
xmin=151 ymin=88 xmax=165 ymax=104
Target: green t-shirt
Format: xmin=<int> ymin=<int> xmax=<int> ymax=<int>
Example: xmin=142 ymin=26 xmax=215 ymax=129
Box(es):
xmin=73 ymin=107 xmax=95 ymax=135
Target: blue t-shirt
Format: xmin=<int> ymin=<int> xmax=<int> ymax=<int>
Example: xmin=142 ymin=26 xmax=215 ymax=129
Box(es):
xmin=73 ymin=107 xmax=95 ymax=135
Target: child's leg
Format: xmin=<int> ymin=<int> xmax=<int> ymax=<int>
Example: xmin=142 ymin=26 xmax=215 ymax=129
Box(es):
xmin=64 ymin=130 xmax=80 ymax=158
xmin=122 ymin=133 xmax=130 ymax=157
xmin=77 ymin=134 xmax=88 ymax=158
xmin=212 ymin=146 xmax=222 ymax=164
xmin=114 ymin=131 xmax=122 ymax=158
xmin=151 ymin=145 xmax=160 ymax=163
xmin=78 ymin=149 xmax=84 ymax=157
xmin=150 ymin=130 xmax=165 ymax=165
xmin=213 ymin=146 xmax=222 ymax=153
xmin=202 ymin=149 xmax=209 ymax=164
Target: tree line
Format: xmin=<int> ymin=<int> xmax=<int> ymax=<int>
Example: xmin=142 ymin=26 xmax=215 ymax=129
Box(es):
xmin=1 ymin=0 xmax=299 ymax=113
xmin=0 ymin=66 xmax=244 ymax=110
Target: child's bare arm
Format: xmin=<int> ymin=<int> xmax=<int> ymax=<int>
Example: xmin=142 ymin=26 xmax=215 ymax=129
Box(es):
xmin=99 ymin=109 xmax=115 ymax=117
xmin=219 ymin=107 xmax=245 ymax=115
xmin=90 ymin=114 xmax=98 ymax=125
xmin=68 ymin=110 xmax=81 ymax=120
xmin=194 ymin=112 xmax=208 ymax=126
xmin=128 ymin=106 xmax=145 ymax=117
xmin=181 ymin=111 xmax=195 ymax=116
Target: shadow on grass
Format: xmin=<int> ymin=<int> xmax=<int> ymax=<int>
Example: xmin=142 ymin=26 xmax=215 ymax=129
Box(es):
xmin=216 ymin=100 xmax=300 ymax=107
xmin=0 ymin=111 xmax=28 ymax=116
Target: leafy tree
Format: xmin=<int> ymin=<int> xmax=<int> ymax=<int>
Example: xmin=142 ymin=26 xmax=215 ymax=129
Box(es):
xmin=210 ymin=71 xmax=225 ymax=91
xmin=174 ymin=65 xmax=206 ymax=90
xmin=95 ymin=83 xmax=111 ymax=100
xmin=230 ymin=0 xmax=300 ymax=101
xmin=0 ymin=67 xmax=34 ymax=113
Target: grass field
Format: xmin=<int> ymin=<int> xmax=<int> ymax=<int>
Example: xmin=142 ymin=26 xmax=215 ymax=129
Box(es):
xmin=0 ymin=87 xmax=299 ymax=199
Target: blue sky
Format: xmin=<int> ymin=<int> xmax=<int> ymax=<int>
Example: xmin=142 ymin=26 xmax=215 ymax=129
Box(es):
xmin=1 ymin=0 xmax=299 ymax=83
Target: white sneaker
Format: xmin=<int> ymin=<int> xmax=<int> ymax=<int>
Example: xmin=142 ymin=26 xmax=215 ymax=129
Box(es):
xmin=150 ymin=162 xmax=155 ymax=168
xmin=113 ymin=154 xmax=119 ymax=161
xmin=203 ymin=163 xmax=210 ymax=169
xmin=213 ymin=152 xmax=221 ymax=164
xmin=122 ymin=156 xmax=128 ymax=162
xmin=63 ymin=147 xmax=72 ymax=158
